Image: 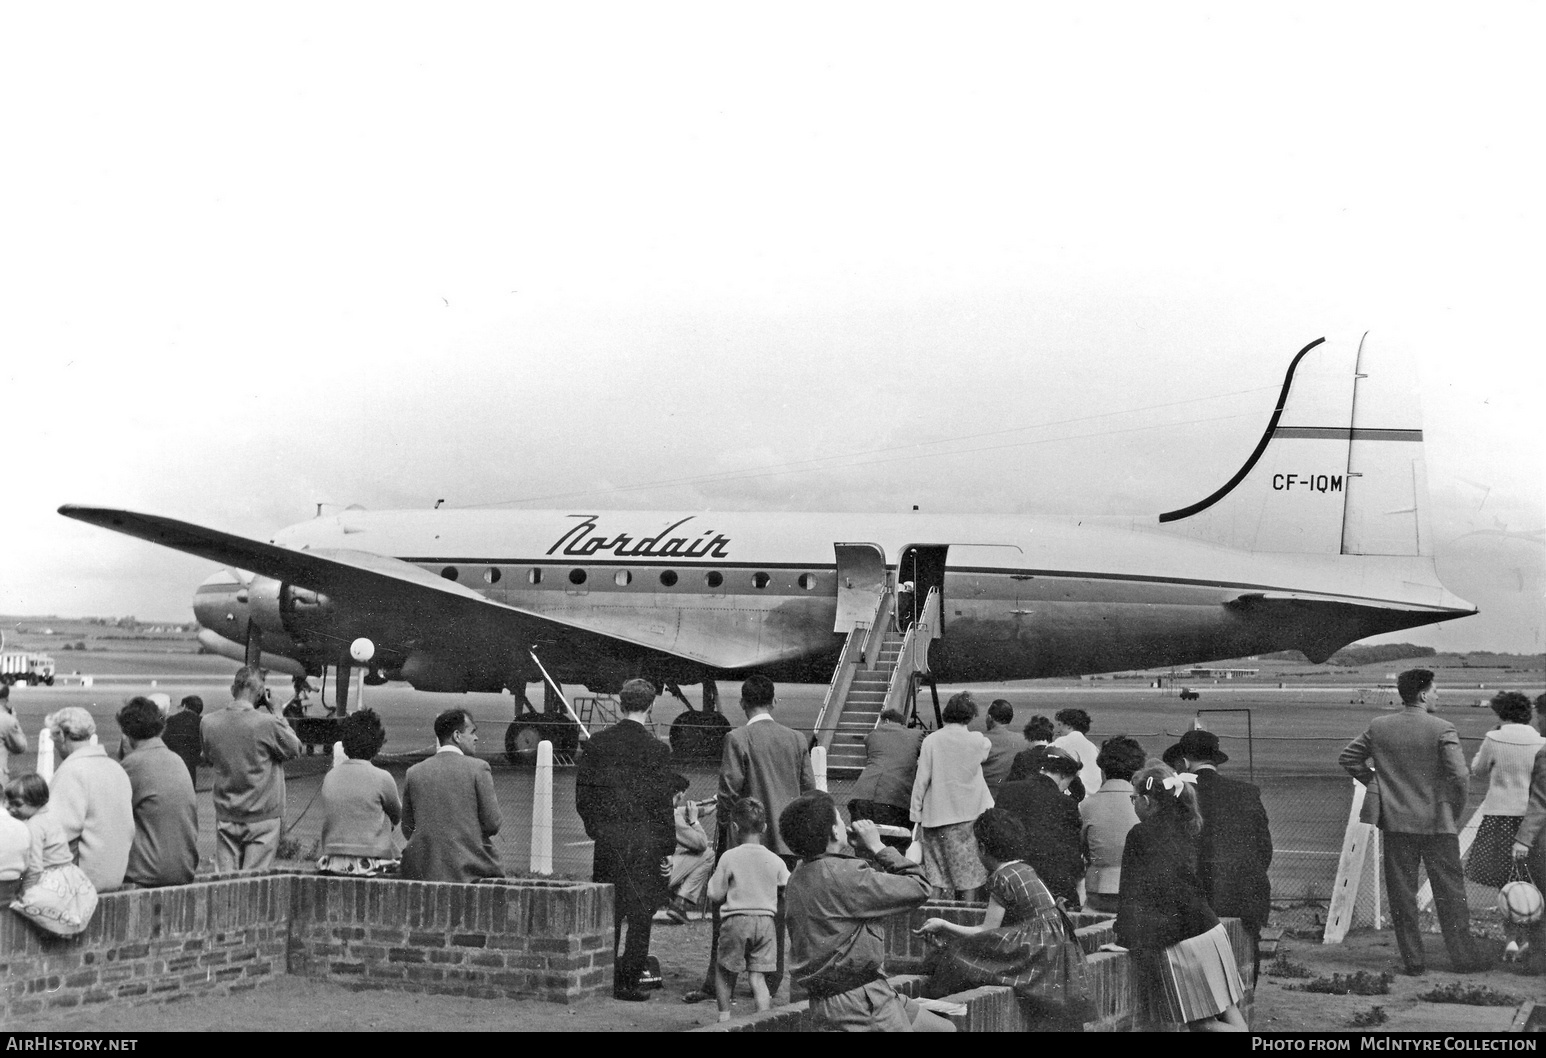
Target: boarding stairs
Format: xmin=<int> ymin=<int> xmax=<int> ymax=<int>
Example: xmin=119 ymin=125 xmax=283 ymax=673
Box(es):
xmin=814 ymin=585 xmax=941 ymax=781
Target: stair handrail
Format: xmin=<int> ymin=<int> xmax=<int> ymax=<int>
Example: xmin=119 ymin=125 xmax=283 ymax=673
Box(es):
xmin=911 ymin=586 xmax=942 ymax=675
xmin=882 ymin=587 xmax=942 ymax=720
xmin=813 ymin=623 xmax=870 ymax=753
xmin=861 ymin=590 xmax=896 ymax=670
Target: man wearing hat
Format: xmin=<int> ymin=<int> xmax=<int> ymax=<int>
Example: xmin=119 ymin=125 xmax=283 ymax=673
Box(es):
xmin=1169 ymin=729 xmax=1273 ymax=956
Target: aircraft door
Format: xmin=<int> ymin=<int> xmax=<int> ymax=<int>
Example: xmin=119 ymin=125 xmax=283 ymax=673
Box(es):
xmin=833 ymin=542 xmax=888 ymax=633
xmin=898 ymin=545 xmax=949 ymax=632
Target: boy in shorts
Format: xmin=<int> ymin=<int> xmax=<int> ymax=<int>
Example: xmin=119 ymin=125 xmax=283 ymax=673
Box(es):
xmin=706 ymin=797 xmax=789 ymax=1022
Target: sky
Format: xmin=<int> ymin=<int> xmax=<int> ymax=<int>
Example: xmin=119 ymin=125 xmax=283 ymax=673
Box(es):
xmin=2 ymin=5 xmax=1542 ymax=653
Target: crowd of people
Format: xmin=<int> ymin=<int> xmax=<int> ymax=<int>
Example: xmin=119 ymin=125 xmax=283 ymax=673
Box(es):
xmin=835 ymin=689 xmax=1267 ymax=1031
xmin=5 ymin=662 xmax=1546 ymax=1030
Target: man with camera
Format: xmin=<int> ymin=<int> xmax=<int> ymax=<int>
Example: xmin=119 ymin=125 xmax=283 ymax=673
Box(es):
xmin=202 ymin=666 xmax=302 ymax=871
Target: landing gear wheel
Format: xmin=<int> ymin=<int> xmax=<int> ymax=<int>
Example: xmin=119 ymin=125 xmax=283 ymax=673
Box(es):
xmin=505 ymin=718 xmax=546 ymax=763
xmin=669 ymin=710 xmax=731 ymax=760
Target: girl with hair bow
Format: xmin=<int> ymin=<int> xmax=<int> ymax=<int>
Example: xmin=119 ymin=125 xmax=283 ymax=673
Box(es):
xmin=1113 ymin=761 xmax=1247 ymax=1032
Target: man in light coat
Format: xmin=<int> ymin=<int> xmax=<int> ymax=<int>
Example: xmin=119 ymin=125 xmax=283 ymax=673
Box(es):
xmin=1339 ymin=668 xmax=1486 ymax=975
xmin=202 ymin=666 xmax=302 ymax=871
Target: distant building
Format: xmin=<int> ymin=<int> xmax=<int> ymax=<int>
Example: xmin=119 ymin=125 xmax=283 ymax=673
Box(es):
xmin=1183 ymin=667 xmax=1259 ymax=679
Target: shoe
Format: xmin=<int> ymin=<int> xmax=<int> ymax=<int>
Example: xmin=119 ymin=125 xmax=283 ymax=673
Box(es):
xmin=682 ymin=988 xmax=714 ymax=1004
xmin=1398 ymin=964 xmax=1427 ymax=977
xmin=613 ymin=987 xmax=652 ymax=1002
xmin=661 ymin=905 xmax=689 ymax=926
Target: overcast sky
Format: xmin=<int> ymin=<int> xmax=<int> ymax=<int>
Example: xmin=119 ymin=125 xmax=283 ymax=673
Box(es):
xmin=2 ymin=5 xmax=1541 ymax=653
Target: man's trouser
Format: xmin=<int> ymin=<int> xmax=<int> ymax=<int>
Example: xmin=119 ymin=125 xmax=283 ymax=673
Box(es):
xmin=215 ymin=817 xmax=282 ymax=872
xmin=611 ymin=856 xmax=663 ymax=991
xmin=1381 ymin=831 xmax=1479 ymax=970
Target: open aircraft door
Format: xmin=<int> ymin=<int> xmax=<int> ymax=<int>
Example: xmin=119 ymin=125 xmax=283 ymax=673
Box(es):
xmin=833 ymin=542 xmax=887 ymax=633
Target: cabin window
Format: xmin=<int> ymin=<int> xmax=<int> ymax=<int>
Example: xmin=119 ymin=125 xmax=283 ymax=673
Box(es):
xmin=484 ymin=568 xmax=501 ymax=585
xmin=614 ymin=570 xmax=631 ymax=587
xmin=659 ymin=570 xmax=678 ymax=587
xmin=528 ymin=568 xmax=543 ymax=585
xmin=705 ymin=571 xmax=723 ymax=589
xmin=441 ymin=567 xmax=459 ymax=581
xmin=752 ymin=572 xmax=770 ymax=589
xmin=569 ymin=569 xmax=587 ymax=586
xmin=798 ymin=573 xmax=816 ymax=590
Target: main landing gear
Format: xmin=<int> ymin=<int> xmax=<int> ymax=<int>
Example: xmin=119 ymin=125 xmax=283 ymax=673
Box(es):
xmin=504 ymin=681 xmax=581 ymax=763
xmin=668 ymin=680 xmax=730 ymax=760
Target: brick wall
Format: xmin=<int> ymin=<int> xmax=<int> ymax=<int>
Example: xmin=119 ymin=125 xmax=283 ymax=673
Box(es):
xmin=0 ymin=872 xmax=613 ymax=1021
xmin=286 ymin=875 xmax=612 ymax=1002
xmin=0 ymin=874 xmax=293 ymax=1021
xmin=695 ymin=905 xmax=1257 ymax=1033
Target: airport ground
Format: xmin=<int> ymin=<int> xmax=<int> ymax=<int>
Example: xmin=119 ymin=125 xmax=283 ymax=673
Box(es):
xmin=3 ymin=643 xmax=1541 ymax=1032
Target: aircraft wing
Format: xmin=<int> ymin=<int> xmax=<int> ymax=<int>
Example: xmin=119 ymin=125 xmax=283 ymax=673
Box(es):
xmin=57 ymin=505 xmax=761 ymax=668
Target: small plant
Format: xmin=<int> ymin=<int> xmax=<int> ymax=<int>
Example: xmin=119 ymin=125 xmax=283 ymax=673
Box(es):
xmin=1292 ymin=971 xmax=1393 ymax=996
xmin=1265 ymin=953 xmax=1312 ymax=979
xmin=1416 ymin=981 xmax=1520 ymax=1007
xmin=1349 ymin=1006 xmax=1388 ymax=1028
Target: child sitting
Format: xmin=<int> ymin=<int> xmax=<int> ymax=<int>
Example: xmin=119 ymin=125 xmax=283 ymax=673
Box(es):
xmin=706 ymin=797 xmax=789 ymax=1021
xmin=663 ymin=779 xmax=715 ymax=924
xmin=0 ymin=797 xmax=27 ymax=903
xmin=6 ymin=774 xmax=99 ymax=935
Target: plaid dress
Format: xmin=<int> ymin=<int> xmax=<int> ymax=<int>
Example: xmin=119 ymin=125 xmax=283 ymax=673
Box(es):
xmin=929 ymin=861 xmax=1089 ymax=1017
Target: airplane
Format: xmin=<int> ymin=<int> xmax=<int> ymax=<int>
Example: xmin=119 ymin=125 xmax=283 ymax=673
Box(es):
xmin=60 ymin=332 xmax=1475 ymax=759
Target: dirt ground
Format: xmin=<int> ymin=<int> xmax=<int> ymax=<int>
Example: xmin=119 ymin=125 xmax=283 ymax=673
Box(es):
xmin=14 ymin=908 xmax=1539 ymax=1034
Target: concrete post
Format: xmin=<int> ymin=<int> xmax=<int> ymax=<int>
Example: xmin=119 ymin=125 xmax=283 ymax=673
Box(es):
xmin=530 ymin=739 xmax=553 ymax=875
xmin=811 ymin=746 xmax=827 ymax=793
xmin=36 ymin=726 xmax=54 ymax=784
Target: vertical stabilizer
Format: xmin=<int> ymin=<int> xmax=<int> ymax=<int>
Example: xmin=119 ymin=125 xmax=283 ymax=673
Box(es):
xmin=1156 ymin=334 xmax=1429 ymax=557
xmin=1340 ymin=334 xmax=1431 ymax=556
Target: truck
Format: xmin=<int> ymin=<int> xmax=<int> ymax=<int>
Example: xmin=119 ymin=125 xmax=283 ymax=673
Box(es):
xmin=0 ymin=652 xmax=56 ymax=686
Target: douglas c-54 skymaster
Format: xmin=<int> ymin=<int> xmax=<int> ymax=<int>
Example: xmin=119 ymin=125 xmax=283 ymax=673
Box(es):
xmin=60 ymin=333 xmax=1473 ymax=755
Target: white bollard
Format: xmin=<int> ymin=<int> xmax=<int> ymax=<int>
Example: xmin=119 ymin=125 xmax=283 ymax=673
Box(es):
xmin=530 ymin=740 xmax=553 ymax=875
xmin=36 ymin=727 xmax=55 ymax=784
xmin=811 ymin=745 xmax=828 ymax=793
xmin=332 ymin=741 xmax=346 ymax=767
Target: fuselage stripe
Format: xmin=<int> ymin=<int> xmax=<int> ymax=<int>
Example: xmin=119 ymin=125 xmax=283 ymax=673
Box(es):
xmin=1273 ymin=426 xmax=1423 ymax=441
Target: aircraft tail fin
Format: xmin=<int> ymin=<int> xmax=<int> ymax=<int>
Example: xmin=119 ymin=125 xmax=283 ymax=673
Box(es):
xmin=1156 ymin=333 xmax=1432 ymax=556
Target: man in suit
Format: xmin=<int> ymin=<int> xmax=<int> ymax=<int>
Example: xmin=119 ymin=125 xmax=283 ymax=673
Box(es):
xmin=161 ymin=695 xmax=203 ymax=786
xmin=400 ymin=708 xmax=504 ymax=884
xmin=576 ymin=678 xmax=682 ymax=1001
xmin=847 ymin=708 xmax=924 ymax=829
xmin=685 ymin=675 xmax=815 ymax=1003
xmin=979 ymin=699 xmax=1021 ymax=791
xmin=1170 ymin=729 xmax=1272 ymax=961
xmin=1340 ymin=668 xmax=1486 ymax=975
